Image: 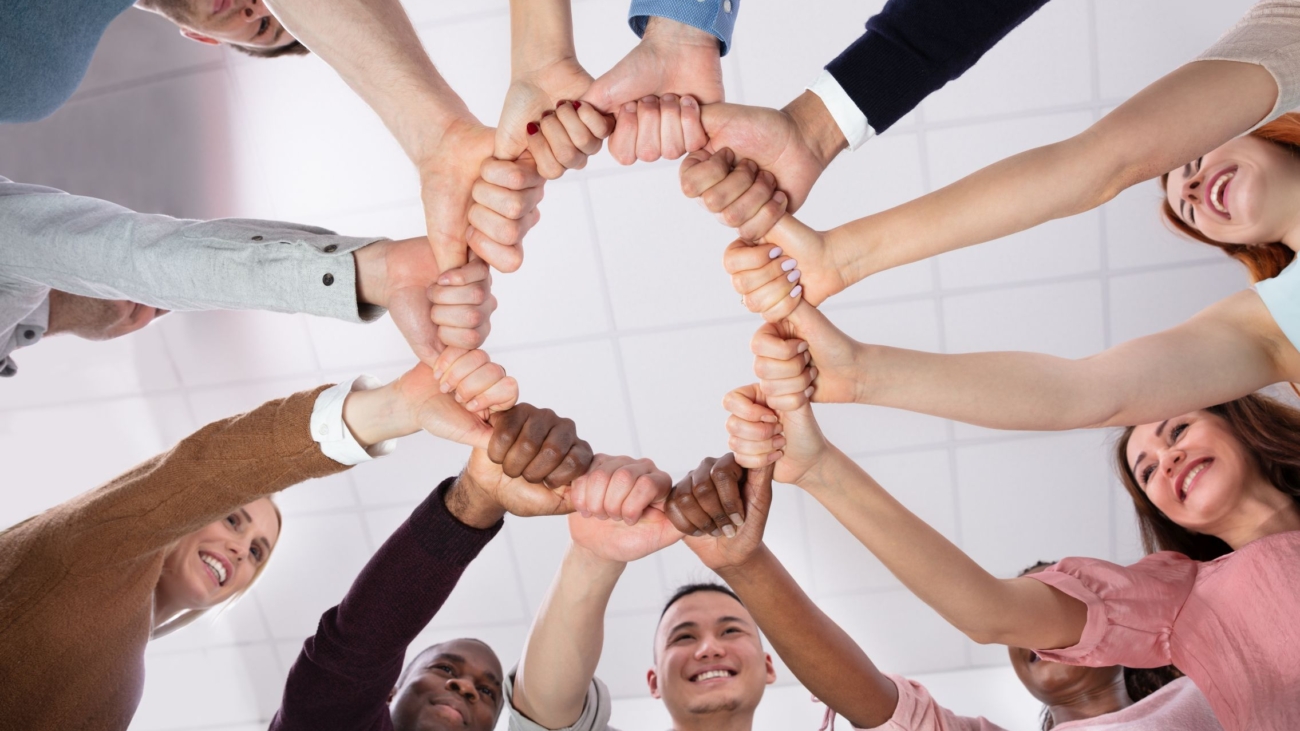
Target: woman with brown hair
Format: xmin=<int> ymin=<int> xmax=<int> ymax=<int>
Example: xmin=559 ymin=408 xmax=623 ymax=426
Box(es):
xmin=716 ymin=349 xmax=1300 ymax=730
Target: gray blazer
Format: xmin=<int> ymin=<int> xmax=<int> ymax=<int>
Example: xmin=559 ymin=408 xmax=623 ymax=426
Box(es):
xmin=0 ymin=176 xmax=385 ymax=377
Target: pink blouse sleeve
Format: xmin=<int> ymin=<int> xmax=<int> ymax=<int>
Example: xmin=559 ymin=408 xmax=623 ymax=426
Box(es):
xmin=863 ymin=675 xmax=1007 ymax=731
xmin=1026 ymin=553 xmax=1200 ymax=668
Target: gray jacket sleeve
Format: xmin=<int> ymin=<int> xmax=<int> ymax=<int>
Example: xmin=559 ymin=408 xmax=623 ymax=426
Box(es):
xmin=504 ymin=670 xmax=619 ymax=731
xmin=0 ymin=177 xmax=387 ymax=323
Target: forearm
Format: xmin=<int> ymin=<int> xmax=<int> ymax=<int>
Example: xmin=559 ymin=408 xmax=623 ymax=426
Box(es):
xmin=510 ymin=0 xmax=576 ymax=74
xmin=266 ymin=0 xmax=474 ymax=163
xmin=716 ymin=546 xmax=897 ymax=728
xmin=799 ymin=447 xmax=1085 ymax=649
xmin=513 ymin=543 xmax=625 ymax=728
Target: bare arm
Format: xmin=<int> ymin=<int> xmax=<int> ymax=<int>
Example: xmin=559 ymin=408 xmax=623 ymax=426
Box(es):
xmin=861 ymin=289 xmax=1292 ymax=429
xmin=716 ymin=546 xmax=899 ymax=728
xmin=834 ymin=61 xmax=1277 ymax=285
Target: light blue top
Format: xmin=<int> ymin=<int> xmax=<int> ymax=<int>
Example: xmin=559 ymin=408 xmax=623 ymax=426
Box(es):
xmin=1256 ymin=256 xmax=1300 ymax=350
xmin=628 ymin=0 xmax=740 ymax=55
xmin=0 ymin=0 xmax=138 ymax=123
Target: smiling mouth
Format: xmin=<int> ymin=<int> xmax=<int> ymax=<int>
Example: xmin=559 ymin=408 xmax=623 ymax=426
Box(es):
xmin=690 ymin=669 xmax=736 ymax=682
xmin=199 ymin=551 xmax=228 ymax=586
xmin=1176 ymin=459 xmax=1211 ymax=502
xmin=429 ymin=701 xmax=465 ymax=724
xmin=1027 ymin=651 xmax=1040 ymax=664
xmin=1207 ymin=166 xmax=1237 ymax=218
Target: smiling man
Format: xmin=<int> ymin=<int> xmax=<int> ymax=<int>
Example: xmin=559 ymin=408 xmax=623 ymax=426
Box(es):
xmin=507 ymin=454 xmax=777 ymax=731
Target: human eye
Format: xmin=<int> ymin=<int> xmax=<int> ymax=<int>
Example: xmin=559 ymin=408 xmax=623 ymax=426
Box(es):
xmin=671 ymin=633 xmax=693 ymax=644
xmin=1170 ymin=422 xmax=1188 ymax=441
xmin=250 ymin=544 xmax=264 ymax=562
xmin=1140 ymin=463 xmax=1156 ymax=485
xmin=226 ymin=514 xmax=240 ymax=528
xmin=255 ymin=16 xmax=270 ymax=38
xmin=478 ymin=685 xmax=496 ymax=699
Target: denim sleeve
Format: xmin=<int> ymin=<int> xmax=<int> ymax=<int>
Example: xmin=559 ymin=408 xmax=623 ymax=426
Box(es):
xmin=826 ymin=0 xmax=1049 ymax=133
xmin=628 ymin=0 xmax=739 ymax=56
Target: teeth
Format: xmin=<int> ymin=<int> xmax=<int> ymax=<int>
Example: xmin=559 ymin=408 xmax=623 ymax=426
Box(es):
xmin=1181 ymin=463 xmax=1206 ymax=499
xmin=201 ymin=553 xmax=227 ymax=585
xmin=693 ymin=670 xmax=732 ymax=682
xmin=1210 ymin=172 xmax=1234 ymax=213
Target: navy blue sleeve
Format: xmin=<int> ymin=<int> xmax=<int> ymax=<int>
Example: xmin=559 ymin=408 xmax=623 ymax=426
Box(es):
xmin=826 ymin=0 xmax=1051 ymax=133
xmin=270 ymin=477 xmax=503 ymax=731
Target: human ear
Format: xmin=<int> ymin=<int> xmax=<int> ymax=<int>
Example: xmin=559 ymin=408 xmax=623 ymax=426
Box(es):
xmin=179 ymin=28 xmax=221 ymax=45
xmin=647 ymin=669 xmax=661 ymax=699
xmin=764 ymin=653 xmax=776 ymax=684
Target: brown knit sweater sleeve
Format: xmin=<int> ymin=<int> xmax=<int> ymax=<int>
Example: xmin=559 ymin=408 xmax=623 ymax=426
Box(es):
xmin=29 ymin=385 xmax=349 ymax=573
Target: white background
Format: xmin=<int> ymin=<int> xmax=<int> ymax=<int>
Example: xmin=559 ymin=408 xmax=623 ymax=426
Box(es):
xmin=0 ymin=0 xmax=1261 ymax=728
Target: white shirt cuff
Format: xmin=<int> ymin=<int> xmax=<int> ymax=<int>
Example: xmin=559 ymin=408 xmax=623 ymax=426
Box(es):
xmin=807 ymin=69 xmax=875 ymax=152
xmin=311 ymin=374 xmax=398 ymax=466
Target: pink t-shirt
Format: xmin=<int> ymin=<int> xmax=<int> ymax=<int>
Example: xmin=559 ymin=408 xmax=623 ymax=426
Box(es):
xmin=1027 ymin=531 xmax=1300 ymax=731
xmin=856 ymin=675 xmax=1219 ymax=731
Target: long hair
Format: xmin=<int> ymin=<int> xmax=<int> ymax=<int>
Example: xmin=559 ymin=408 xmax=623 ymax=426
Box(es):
xmin=152 ymin=498 xmax=284 ymax=638
xmin=1158 ymin=112 xmax=1300 ymax=283
xmin=1113 ymin=393 xmax=1300 ymax=562
xmin=1019 ymin=563 xmax=1182 ymax=730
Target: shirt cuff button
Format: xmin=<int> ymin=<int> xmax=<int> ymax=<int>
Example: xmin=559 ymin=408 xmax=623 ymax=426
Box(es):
xmin=322 ymin=273 xmax=335 ymax=286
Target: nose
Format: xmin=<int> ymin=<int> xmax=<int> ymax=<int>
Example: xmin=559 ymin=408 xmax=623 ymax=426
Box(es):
xmin=693 ymin=638 xmax=726 ymax=660
xmin=226 ymin=539 xmax=249 ymax=564
xmin=1180 ymin=170 xmax=1204 ymax=205
xmin=1160 ymin=448 xmax=1185 ymax=478
xmin=446 ymin=677 xmax=479 ymax=702
xmin=241 ymin=0 xmax=268 ymax=21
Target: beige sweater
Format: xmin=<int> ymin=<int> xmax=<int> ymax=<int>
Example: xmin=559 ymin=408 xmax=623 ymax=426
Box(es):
xmin=0 ymin=386 xmax=347 ymax=731
xmin=1198 ymin=0 xmax=1300 ymax=126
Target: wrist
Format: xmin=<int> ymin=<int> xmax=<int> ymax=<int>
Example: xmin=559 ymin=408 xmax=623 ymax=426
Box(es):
xmin=409 ymin=112 xmax=483 ymax=171
xmin=352 ymin=239 xmax=391 ymax=308
xmin=713 ymin=544 xmax=772 ymax=580
xmin=567 ymin=539 xmax=630 ymax=576
xmin=445 ymin=472 xmax=507 ymax=529
xmin=342 ymin=381 xmax=418 ymax=448
xmin=643 ymin=16 xmax=720 ymax=51
xmin=853 ymin=343 xmax=883 ymax=406
xmin=784 ymin=90 xmax=847 ymax=170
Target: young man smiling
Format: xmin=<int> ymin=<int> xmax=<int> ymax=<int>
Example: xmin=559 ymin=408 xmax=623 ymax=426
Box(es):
xmin=507 ymin=454 xmax=777 ymax=731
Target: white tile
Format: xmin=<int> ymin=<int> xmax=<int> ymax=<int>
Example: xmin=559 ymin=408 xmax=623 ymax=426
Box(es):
xmin=158 ymin=310 xmax=320 ymax=387
xmin=255 ymin=512 xmax=375 ymax=640
xmin=305 ymin=316 xmax=416 ymax=374
xmin=352 ymin=430 xmax=472 ymax=507
xmin=0 ymin=324 xmax=179 ymax=410
xmin=925 ymin=112 xmax=1094 ymax=190
xmin=0 ymin=394 xmax=189 ymax=527
xmin=494 ymin=338 xmax=639 ymax=458
xmin=589 ymin=165 xmax=746 ymax=330
xmin=732 ymin=0 xmax=880 ymax=110
xmin=936 ymin=211 xmax=1102 ymax=290
xmin=805 ymin=450 xmax=957 ymax=596
xmin=596 ymin=610 xmax=660 ymax=699
xmin=619 ymin=321 xmax=759 ymax=473
xmin=417 ymin=516 xmax=531 ymax=629
xmin=1103 ymin=183 xmax=1223 ymax=270
xmin=416 ymin=15 xmax=513 ymax=127
xmin=488 ymin=181 xmax=612 ymax=347
xmin=954 ymin=430 xmax=1114 ymax=579
xmin=227 ymin=55 xmax=415 ymax=222
xmin=1094 ymin=0 xmax=1257 ymax=101
xmin=403 ymin=0 xmax=508 ymax=27
xmin=816 ymin=589 xmax=968 ymax=676
xmin=943 ymin=279 xmax=1105 ymax=358
xmin=503 ymin=514 xmax=572 ymax=614
xmin=922 ymin=0 xmax=1092 ymax=122
xmin=134 ymin=643 xmax=284 ymax=730
xmin=1108 ymin=260 xmax=1248 ymax=344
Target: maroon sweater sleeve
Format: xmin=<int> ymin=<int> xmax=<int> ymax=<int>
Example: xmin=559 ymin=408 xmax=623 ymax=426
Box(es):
xmin=270 ymin=477 xmax=503 ymax=731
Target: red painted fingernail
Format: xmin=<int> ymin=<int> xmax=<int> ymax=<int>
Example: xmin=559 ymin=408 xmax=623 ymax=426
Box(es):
xmin=527 ymin=122 xmax=539 ymax=135
xmin=572 ymin=101 xmax=581 ymax=109
xmin=556 ymin=100 xmax=567 ymax=109
xmin=542 ymin=110 xmax=554 ymax=118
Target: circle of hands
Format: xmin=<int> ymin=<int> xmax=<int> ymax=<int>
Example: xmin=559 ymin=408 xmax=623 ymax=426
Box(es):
xmin=396 ymin=27 xmax=853 ymax=557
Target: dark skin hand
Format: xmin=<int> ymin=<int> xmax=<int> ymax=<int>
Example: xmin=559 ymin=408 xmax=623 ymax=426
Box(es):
xmin=671 ymin=455 xmax=900 ymax=728
xmin=664 ymin=453 xmax=748 ymax=537
xmin=450 ymin=403 xmax=595 ymax=523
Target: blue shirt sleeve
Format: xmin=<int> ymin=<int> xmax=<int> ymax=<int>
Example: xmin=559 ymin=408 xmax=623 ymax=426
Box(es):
xmin=627 ymin=0 xmax=739 ymax=56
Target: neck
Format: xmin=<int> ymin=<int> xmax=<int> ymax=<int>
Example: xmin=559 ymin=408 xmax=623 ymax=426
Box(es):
xmin=669 ymin=707 xmax=755 ymax=731
xmin=151 ymin=585 xmax=183 ymax=632
xmin=1047 ymin=676 xmax=1131 ymax=726
xmin=1215 ymin=494 xmax=1300 ymax=549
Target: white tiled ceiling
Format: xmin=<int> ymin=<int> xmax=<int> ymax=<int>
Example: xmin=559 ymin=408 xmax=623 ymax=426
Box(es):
xmin=0 ymin=0 xmax=1262 ymax=729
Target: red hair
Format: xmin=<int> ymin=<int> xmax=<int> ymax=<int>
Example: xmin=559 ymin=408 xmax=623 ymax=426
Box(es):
xmin=1159 ymin=112 xmax=1300 ymax=282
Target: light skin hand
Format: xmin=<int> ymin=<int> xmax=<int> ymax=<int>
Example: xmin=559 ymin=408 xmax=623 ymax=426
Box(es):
xmin=342 ymin=362 xmax=498 ymax=451
xmin=750 ymin=301 xmax=865 ymax=409
xmin=583 ymin=15 xmax=723 ymax=112
xmin=723 ymin=384 xmax=829 ymax=486
xmin=680 ymin=148 xmax=787 ymax=240
xmin=567 ymin=500 xmax=682 ymax=565
xmin=721 ymin=215 xmax=850 ymax=320
xmin=606 ymin=94 xmax=709 ymax=165
xmin=568 ymin=453 xmax=672 ymax=524
xmin=430 ymin=346 xmax=519 ymax=414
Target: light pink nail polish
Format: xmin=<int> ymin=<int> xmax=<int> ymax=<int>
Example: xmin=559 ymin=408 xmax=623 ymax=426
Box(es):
xmin=781 ymin=259 xmax=797 ymax=272
xmin=790 ymin=284 xmax=803 ymax=298
xmin=787 ymin=269 xmax=801 ymax=282
xmin=797 ymin=342 xmax=809 ymax=353
xmin=768 ymin=247 xmax=782 ymax=259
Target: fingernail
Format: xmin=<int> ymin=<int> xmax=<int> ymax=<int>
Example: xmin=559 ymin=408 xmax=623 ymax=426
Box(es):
xmin=693 ymin=530 xmax=704 ymax=537
xmin=572 ymin=101 xmax=581 ymax=110
xmin=809 ymin=367 xmax=819 ymax=380
xmin=623 ymin=102 xmax=637 ymax=113
xmin=788 ymin=269 xmax=801 ymax=283
xmin=781 ymin=259 xmax=797 ymax=272
xmin=729 ymin=512 xmax=745 ymax=528
xmin=556 ymin=100 xmax=567 ymax=109
xmin=437 ymin=275 xmax=451 ymax=285
xmin=774 ymin=436 xmax=787 ymax=449
xmin=641 ymin=96 xmax=657 ymax=104
xmin=663 ymin=93 xmax=678 ymax=102
xmin=797 ymin=341 xmax=809 ymax=353
xmin=790 ymin=284 xmax=803 ymax=298
xmin=805 ymin=386 xmax=815 ymax=397
xmin=440 ymin=381 xmax=452 ymax=393
xmin=761 ymin=171 xmax=775 ymax=185
xmin=682 ymin=96 xmax=697 ymax=108
xmin=769 ymin=246 xmax=782 ymax=259
xmin=542 ymin=110 xmax=554 ymax=118
xmin=773 ymin=191 xmax=788 ymax=206
xmin=722 ymin=525 xmax=736 ymax=539
xmin=526 ymin=122 xmax=539 ymax=136
xmin=433 ymin=368 xmax=444 ymax=380
xmin=711 ymin=529 xmax=722 ymax=537
xmin=466 ymin=400 xmax=479 ymax=411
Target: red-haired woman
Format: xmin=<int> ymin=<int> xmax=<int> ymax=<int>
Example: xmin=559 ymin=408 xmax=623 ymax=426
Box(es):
xmin=718 ymin=377 xmax=1300 ymax=731
xmin=714 ymin=2 xmax=1300 ymax=432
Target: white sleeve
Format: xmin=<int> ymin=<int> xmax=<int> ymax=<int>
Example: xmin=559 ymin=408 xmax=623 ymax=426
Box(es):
xmin=311 ymin=375 xmax=398 ymax=466
xmin=808 ymin=69 xmax=877 ymax=151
